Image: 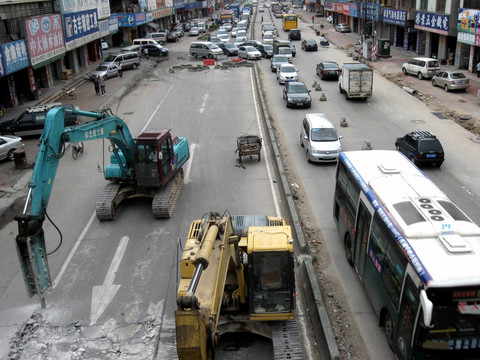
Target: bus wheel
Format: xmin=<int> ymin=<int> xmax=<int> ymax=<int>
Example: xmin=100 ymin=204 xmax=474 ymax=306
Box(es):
xmin=344 ymin=234 xmax=353 ymax=266
xmin=384 ymin=312 xmax=394 ymax=349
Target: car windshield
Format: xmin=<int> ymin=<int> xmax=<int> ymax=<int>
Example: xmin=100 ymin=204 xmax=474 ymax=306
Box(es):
xmin=288 ymin=84 xmax=307 ymax=93
xmin=96 ymin=65 xmax=108 ymax=71
xmin=274 ymin=56 xmax=288 ymax=63
xmin=311 ymin=128 xmax=338 ymax=141
xmin=225 ymin=44 xmax=236 ymax=49
xmin=264 ymin=45 xmax=273 ymax=51
xmin=208 ymin=44 xmax=220 ymax=49
xmin=281 ymin=66 xmax=296 ymax=73
xmin=104 ymin=55 xmax=117 ymax=62
xmin=245 ymin=46 xmax=256 ymax=51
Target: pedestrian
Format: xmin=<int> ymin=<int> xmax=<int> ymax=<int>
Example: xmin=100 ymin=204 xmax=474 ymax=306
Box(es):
xmin=118 ymin=61 xmax=123 ymax=78
xmin=261 ymin=16 xmax=263 ymax=22
xmin=476 ymin=61 xmax=480 ymax=78
xmin=143 ymin=47 xmax=149 ymax=60
xmin=312 ymin=15 xmax=314 ymax=24
xmin=94 ymin=76 xmax=100 ymax=95
xmin=99 ymin=76 xmax=106 ymax=96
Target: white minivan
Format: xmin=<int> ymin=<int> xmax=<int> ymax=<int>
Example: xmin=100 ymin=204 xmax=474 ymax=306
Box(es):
xmin=300 ymin=113 xmax=343 ymax=163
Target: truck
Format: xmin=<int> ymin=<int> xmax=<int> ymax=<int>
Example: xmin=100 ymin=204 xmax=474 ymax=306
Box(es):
xmin=175 ymin=212 xmax=299 ymax=359
xmin=338 ymin=62 xmax=373 ymax=100
xmin=229 ymin=3 xmax=240 ymax=18
xmin=15 ymin=106 xmax=189 ymax=306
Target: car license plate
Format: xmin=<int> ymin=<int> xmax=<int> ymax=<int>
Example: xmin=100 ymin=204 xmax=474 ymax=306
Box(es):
xmin=426 ymin=154 xmax=436 ymax=158
xmin=296 ymin=102 xmax=303 ymax=106
xmin=323 ymin=156 xmax=333 ymax=160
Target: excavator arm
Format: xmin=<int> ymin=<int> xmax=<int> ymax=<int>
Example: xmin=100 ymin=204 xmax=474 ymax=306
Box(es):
xmin=15 ymin=106 xmax=137 ymax=307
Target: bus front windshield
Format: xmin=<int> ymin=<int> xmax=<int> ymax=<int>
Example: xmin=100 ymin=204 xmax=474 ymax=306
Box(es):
xmin=415 ymin=287 xmax=480 ymax=353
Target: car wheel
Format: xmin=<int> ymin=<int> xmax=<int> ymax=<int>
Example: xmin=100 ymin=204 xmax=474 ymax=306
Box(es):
xmin=300 ymin=134 xmax=304 ymax=147
xmin=207 ymin=54 xmax=213 ymax=59
xmin=432 ymin=80 xmax=436 ymax=87
xmin=306 ymin=150 xmax=311 ymax=163
xmin=395 ymin=144 xmax=400 ymax=151
xmin=192 ymin=52 xmax=197 ymax=58
xmin=344 ymin=234 xmax=353 ymax=265
xmin=7 ymin=149 xmax=16 ymax=161
xmin=435 ymin=161 xmax=443 ymax=168
xmin=384 ymin=312 xmax=394 ymax=349
xmin=132 ymin=64 xmax=138 ymax=70
xmin=417 ymin=72 xmax=424 ymax=80
xmin=402 ymin=67 xmax=407 ymax=75
xmin=444 ymin=84 xmax=449 ymax=92
xmin=410 ymin=155 xmax=417 ymax=165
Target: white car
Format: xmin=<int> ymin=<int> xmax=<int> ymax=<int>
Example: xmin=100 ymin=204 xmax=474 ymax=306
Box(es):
xmin=101 ymin=40 xmax=109 ymax=50
xmin=237 ymin=30 xmax=247 ymax=38
xmin=223 ymin=23 xmax=232 ymax=31
xmin=277 ymin=64 xmax=299 ymax=84
xmin=0 ymin=134 xmax=25 ymax=161
xmin=238 ymin=45 xmax=262 ymax=60
xmin=262 ymin=31 xmax=275 ymax=44
xmin=231 ymin=27 xmax=239 ymax=37
xmin=234 ymin=36 xmax=247 ymax=46
xmin=218 ymin=33 xmax=231 ymax=43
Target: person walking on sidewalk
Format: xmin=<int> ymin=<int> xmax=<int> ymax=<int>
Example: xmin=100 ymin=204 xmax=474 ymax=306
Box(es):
xmin=99 ymin=76 xmax=106 ymax=96
xmin=118 ymin=61 xmax=123 ymax=78
xmin=476 ymin=61 xmax=480 ymax=78
xmin=94 ymin=76 xmax=100 ymax=95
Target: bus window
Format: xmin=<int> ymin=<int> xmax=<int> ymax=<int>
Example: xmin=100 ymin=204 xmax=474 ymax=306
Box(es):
xmin=396 ymin=276 xmax=420 ymax=360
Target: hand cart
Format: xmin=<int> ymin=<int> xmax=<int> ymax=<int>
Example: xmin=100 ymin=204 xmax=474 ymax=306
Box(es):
xmin=236 ymin=135 xmax=262 ymax=163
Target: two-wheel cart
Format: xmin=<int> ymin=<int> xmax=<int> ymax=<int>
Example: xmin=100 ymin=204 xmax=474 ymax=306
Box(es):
xmin=236 ymin=135 xmax=262 ymax=163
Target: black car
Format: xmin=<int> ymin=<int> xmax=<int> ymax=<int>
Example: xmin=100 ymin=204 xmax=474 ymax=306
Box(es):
xmin=0 ymin=103 xmax=78 ymax=136
xmin=142 ymin=44 xmax=169 ymax=57
xmin=288 ymin=28 xmax=301 ymax=41
xmin=395 ymin=131 xmax=445 ymax=167
xmin=166 ymin=31 xmax=178 ymax=42
xmin=217 ymin=42 xmax=239 ymax=56
xmin=283 ymin=81 xmax=311 ymax=108
xmin=316 ymin=61 xmax=341 ymax=80
xmin=258 ymin=43 xmax=274 ymax=58
xmin=301 ymin=39 xmax=318 ymax=51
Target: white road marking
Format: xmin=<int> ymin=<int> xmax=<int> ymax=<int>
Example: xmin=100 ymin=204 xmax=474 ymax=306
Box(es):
xmin=183 ymin=143 xmax=196 ymax=184
xmin=249 ymin=68 xmax=281 ymax=218
xmin=90 ymin=236 xmax=130 ymax=325
xmin=141 ymin=83 xmax=175 ymax=133
xmin=200 ymin=93 xmax=209 ymax=113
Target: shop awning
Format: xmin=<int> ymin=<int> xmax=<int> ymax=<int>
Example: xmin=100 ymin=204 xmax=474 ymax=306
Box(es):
xmin=147 ymin=22 xmax=159 ymax=30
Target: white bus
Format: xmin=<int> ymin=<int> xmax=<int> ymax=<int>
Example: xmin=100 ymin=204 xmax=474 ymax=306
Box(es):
xmin=333 ymin=150 xmax=480 ymax=360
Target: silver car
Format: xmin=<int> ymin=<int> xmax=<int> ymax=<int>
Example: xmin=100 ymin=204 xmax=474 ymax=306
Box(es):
xmin=0 ymin=134 xmax=25 ymax=161
xmin=90 ymin=64 xmax=119 ymax=80
xmin=335 ymin=23 xmax=351 ymax=33
xmin=431 ymin=70 xmax=469 ymax=92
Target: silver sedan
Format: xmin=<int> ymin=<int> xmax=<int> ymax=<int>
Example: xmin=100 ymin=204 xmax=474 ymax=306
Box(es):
xmin=0 ymin=134 xmax=25 ymax=161
xmin=431 ymin=70 xmax=470 ymax=92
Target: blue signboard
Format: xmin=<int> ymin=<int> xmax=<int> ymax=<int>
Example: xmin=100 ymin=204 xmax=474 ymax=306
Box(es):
xmin=0 ymin=40 xmax=29 ymax=77
xmin=359 ymin=3 xmax=380 ymax=22
xmin=415 ymin=11 xmax=449 ymax=34
xmin=63 ymin=9 xmax=99 ymax=43
xmin=383 ymin=9 xmax=407 ymax=26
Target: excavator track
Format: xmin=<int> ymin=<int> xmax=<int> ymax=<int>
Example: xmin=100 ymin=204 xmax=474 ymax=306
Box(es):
xmin=271 ymin=320 xmax=303 ymax=360
xmin=152 ymin=169 xmax=184 ymax=218
xmin=95 ymin=182 xmax=121 ymax=221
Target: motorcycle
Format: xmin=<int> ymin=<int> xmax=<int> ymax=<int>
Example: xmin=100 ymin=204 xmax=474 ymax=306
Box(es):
xmin=61 ymin=87 xmax=77 ymax=99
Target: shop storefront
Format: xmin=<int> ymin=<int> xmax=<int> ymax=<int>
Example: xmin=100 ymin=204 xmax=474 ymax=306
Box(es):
xmin=457 ymin=8 xmax=480 ymax=72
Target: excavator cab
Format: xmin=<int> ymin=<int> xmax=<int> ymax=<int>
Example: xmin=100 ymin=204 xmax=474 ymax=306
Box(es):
xmin=134 ymin=130 xmax=175 ymax=187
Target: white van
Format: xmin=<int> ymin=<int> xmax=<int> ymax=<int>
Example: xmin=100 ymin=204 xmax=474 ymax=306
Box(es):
xmin=145 ymin=31 xmax=168 ymax=43
xmin=102 ymin=52 xmax=140 ymax=70
xmin=120 ymin=45 xmax=141 ymax=56
xmin=300 ymin=113 xmax=342 ymax=163
xmin=133 ymin=38 xmax=159 ymax=46
xmin=189 ymin=41 xmax=223 ymax=59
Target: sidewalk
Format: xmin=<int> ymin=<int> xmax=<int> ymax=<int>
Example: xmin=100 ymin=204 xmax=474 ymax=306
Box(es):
xmin=296 ymin=9 xmax=480 ymax=130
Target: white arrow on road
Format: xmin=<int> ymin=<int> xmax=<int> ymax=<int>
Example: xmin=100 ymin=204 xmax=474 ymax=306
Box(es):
xmin=90 ymin=236 xmax=130 ymax=325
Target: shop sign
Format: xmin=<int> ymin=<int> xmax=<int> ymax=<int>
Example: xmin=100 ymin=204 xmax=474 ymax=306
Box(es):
xmin=151 ymin=8 xmax=174 ymax=18
xmin=458 ymin=8 xmax=480 ymax=34
xmin=114 ymin=12 xmax=147 ymax=27
xmin=457 ymin=31 xmax=476 ymax=45
xmin=99 ymin=19 xmax=110 ymax=37
xmin=360 ymin=3 xmax=380 ymax=22
xmin=383 ymin=9 xmax=406 ymax=26
xmin=63 ymin=9 xmax=100 ymax=51
xmin=333 ymin=3 xmax=343 ymax=13
xmin=25 ymin=15 xmax=65 ymax=67
xmin=174 ymin=1 xmax=185 ymax=9
xmin=324 ymin=2 xmax=333 ymax=11
xmin=415 ymin=11 xmax=448 ymax=35
xmin=349 ymin=3 xmax=358 ymax=18
xmin=108 ymin=17 xmax=119 ymax=34
xmin=185 ymin=2 xmax=203 ymax=10
xmin=61 ymin=0 xmax=110 ymax=20
xmin=342 ymin=3 xmax=350 ymax=15
xmin=0 ymin=40 xmax=29 ymax=77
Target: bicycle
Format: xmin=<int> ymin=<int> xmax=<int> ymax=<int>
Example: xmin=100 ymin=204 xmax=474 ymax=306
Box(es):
xmin=72 ymin=141 xmax=84 ymax=160
xmin=62 ymin=87 xmax=77 ymax=99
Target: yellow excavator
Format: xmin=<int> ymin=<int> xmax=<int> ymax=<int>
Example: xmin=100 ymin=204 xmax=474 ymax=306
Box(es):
xmin=175 ymin=211 xmax=297 ymax=359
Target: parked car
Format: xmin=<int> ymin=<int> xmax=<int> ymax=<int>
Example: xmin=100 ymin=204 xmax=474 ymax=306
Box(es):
xmin=271 ymin=54 xmax=290 ymax=72
xmin=189 ymin=27 xmax=199 ymax=36
xmin=300 ymin=113 xmax=342 ymax=163
xmin=101 ymin=40 xmax=109 ymax=50
xmin=258 ymin=43 xmax=274 ymax=58
xmin=238 ymin=45 xmax=262 ymax=60
xmin=0 ymin=134 xmax=25 ymax=161
xmin=288 ymin=29 xmax=301 ymax=41
xmin=89 ymin=63 xmax=119 ymax=80
xmin=316 ymin=61 xmax=341 ymax=80
xmin=145 ymin=31 xmax=168 ymax=43
xmin=277 ymin=64 xmax=299 ymax=84
xmin=182 ymin=22 xmax=191 ymax=32
xmin=335 ymin=23 xmax=351 ymax=33
xmin=172 ymin=26 xmax=184 ymax=38
xmin=217 ymin=42 xmax=239 ymax=56
xmin=301 ymin=39 xmax=318 ymax=51
xmin=166 ymin=31 xmax=179 ymax=42
xmin=0 ymin=103 xmax=78 ymax=137
xmin=431 ymin=70 xmax=469 ymax=92
xmin=283 ymin=81 xmax=312 ymax=108
xmin=102 ymin=52 xmax=140 ymax=70
xmin=142 ymin=44 xmax=169 ymax=57
xmin=402 ymin=57 xmax=440 ymax=80
xmin=395 ymin=131 xmax=444 ymax=167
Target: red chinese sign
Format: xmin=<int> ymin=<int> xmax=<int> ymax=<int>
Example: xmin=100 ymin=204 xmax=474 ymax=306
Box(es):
xmin=25 ymin=14 xmax=65 ymax=66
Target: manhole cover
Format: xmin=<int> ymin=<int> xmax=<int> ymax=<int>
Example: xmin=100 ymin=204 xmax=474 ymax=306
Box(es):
xmin=473 ymin=137 xmax=480 ymax=143
xmin=411 ymin=120 xmax=425 ymax=124
xmin=432 ymin=112 xmax=448 ymax=119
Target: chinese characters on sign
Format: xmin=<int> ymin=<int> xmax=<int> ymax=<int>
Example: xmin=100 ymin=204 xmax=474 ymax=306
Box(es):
xmin=415 ymin=11 xmax=449 ymax=35
xmin=63 ymin=9 xmax=99 ymax=51
xmin=383 ymin=9 xmax=407 ymax=27
xmin=0 ymin=40 xmax=29 ymax=77
xmin=25 ymin=15 xmax=65 ymax=67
